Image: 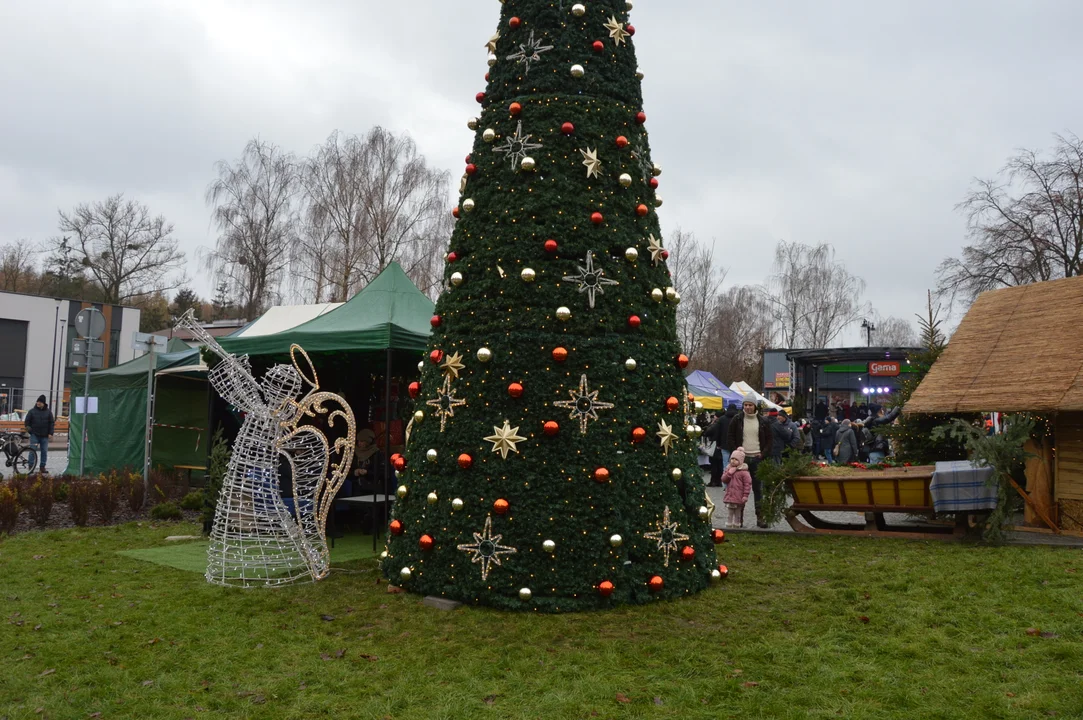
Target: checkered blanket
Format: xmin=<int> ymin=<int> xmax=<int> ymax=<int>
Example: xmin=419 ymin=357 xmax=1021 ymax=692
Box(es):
xmin=929 ymin=460 xmax=998 ymax=513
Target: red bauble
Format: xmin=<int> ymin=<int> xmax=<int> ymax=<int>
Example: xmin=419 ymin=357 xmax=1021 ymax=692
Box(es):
xmin=594 ymin=467 xmax=610 ymax=483
xmin=543 ymin=421 xmax=559 ymax=437
xmin=688 ymin=392 xmax=695 ymax=402
xmin=458 ymin=453 xmax=473 ymax=470
xmin=636 ymin=204 xmax=649 ymax=217
xmin=430 ymin=315 xmax=442 ymax=328
xmin=718 ymin=564 xmax=729 ymax=579
xmin=552 ymin=346 xmax=568 ymax=362
xmin=493 ymin=498 xmax=510 ymax=515
xmin=419 ymin=534 xmax=434 ymax=551
xmin=476 ymin=92 xmax=486 ymax=104
xmin=509 ymin=16 xmax=521 ymax=29
xmin=648 ymin=575 xmax=664 ymax=591
xmin=390 ymin=453 xmax=402 ymax=463
xmin=627 ymin=24 xmax=636 ymax=35
xmin=465 ymin=163 xmax=477 ymax=175
xmin=393 ymin=455 xmax=406 ymax=471
xmin=484 ymin=72 xmax=490 ymax=82
xmin=591 ymin=212 xmax=604 ymax=225
xmin=509 ymin=102 xmax=522 ymax=116
xmin=598 ymin=580 xmax=615 ymax=597
xmin=408 ymin=381 xmax=420 ymax=399
xmin=465 ymin=154 xmax=472 ymax=164
xmin=429 ymin=349 xmax=444 ymax=364
xmin=650 ymin=177 xmax=659 ymax=189
xmin=680 ymin=546 xmax=695 ymax=561
xmin=661 ymin=249 xmax=670 ymax=260
xmin=628 ymin=315 xmax=641 ymax=329
xmin=389 ymin=519 xmax=404 ymax=536
xmin=712 ymin=529 xmax=726 ymax=544
xmin=635 ymin=111 xmax=647 ymax=124
xmin=447 ymin=251 xmax=459 ymax=263
xmin=677 ymin=354 xmax=690 ymax=369
xmin=561 ymin=122 xmax=575 ymax=135
xmin=508 ymin=382 xmax=524 ymax=398
xmin=665 ymin=396 xmax=680 ymax=412
xmin=544 ymin=239 xmax=559 ymax=253
xmin=616 ymin=135 xmax=629 ymax=149
xmin=592 ymin=40 xmax=604 ymax=52
xmin=631 ymin=427 xmax=647 ymax=443
xmin=452 ymin=207 xmax=460 ymax=219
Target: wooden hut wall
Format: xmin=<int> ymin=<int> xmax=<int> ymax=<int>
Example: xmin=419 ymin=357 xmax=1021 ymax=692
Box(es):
xmin=1056 ymin=412 xmax=1083 ymax=502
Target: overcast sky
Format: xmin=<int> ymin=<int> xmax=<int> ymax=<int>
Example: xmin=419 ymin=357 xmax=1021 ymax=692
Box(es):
xmin=2 ymin=0 xmax=1080 ymax=342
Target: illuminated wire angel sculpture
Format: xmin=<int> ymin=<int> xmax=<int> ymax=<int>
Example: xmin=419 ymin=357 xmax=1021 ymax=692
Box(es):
xmin=176 ymin=311 xmax=355 ymax=587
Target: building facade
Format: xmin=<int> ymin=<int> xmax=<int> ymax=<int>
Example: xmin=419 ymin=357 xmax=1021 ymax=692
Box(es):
xmin=0 ymin=291 xmax=141 ymax=415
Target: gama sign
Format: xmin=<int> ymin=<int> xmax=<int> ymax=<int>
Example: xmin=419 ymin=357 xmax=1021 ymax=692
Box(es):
xmin=869 ymin=361 xmax=901 ymax=377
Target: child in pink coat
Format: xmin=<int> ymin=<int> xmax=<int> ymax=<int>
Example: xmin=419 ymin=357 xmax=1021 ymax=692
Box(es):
xmin=722 ymin=447 xmax=753 ymax=528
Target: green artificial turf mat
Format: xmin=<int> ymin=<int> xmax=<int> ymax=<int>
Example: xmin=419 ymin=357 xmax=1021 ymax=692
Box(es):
xmin=117 ymin=533 xmax=377 ymax=574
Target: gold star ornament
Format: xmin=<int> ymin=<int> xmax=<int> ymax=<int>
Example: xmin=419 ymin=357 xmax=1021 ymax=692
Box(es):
xmin=604 ymin=16 xmax=630 ymax=46
xmin=657 ymin=419 xmax=677 ymax=456
xmin=647 ymin=234 xmax=665 ymax=265
xmin=643 ymin=506 xmax=690 ymax=568
xmin=484 ymin=419 xmax=528 ymax=460
xmin=486 ymin=32 xmax=500 ymax=54
xmin=441 ymin=351 xmax=465 ymax=380
xmin=580 ymin=148 xmax=602 ymax=179
xmin=458 ymin=514 xmax=518 ymax=581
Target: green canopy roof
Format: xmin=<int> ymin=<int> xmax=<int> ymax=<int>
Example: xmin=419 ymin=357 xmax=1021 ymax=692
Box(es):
xmin=218 ymin=262 xmax=435 ymax=357
xmin=73 ymin=337 xmax=198 ymax=387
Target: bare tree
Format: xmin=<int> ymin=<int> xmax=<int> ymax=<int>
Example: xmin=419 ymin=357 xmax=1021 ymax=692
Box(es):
xmin=301 ymin=128 xmax=451 ymax=300
xmin=874 ymin=316 xmax=918 ymax=346
xmin=667 ymin=228 xmax=725 ymax=361
xmin=764 ymin=241 xmax=869 ymax=348
xmin=0 ymin=240 xmax=41 ymax=293
xmin=205 ymin=139 xmax=299 ymax=319
xmin=56 ymin=195 xmax=185 ymax=304
xmin=402 ymin=212 xmax=453 ymax=302
xmin=695 ymin=285 xmax=774 ymax=384
xmin=939 ymin=133 xmax=1083 ymax=309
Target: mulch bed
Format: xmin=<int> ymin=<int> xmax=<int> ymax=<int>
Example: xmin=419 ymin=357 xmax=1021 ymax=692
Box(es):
xmin=9 ymin=502 xmax=203 ymax=536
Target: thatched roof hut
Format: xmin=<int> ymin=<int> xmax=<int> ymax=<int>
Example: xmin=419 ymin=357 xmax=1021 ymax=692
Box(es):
xmin=906 ymin=276 xmax=1083 ymax=415
xmin=906 ymin=275 xmax=1083 ymax=534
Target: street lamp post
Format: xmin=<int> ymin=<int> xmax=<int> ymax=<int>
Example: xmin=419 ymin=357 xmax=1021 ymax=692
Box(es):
xmin=861 ymin=319 xmax=876 ymax=347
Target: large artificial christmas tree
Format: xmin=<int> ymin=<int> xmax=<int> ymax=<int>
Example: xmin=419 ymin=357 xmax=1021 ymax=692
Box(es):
xmin=381 ymin=0 xmax=723 ymax=611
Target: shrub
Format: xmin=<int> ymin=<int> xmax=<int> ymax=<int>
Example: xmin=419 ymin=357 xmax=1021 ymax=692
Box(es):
xmin=53 ymin=482 xmax=70 ymax=503
xmin=123 ymin=472 xmax=146 ymax=512
xmin=150 ymin=501 xmax=183 ymax=521
xmin=149 ymin=467 xmax=179 ymax=503
xmin=94 ymin=471 xmax=122 ymax=524
xmin=67 ymin=480 xmax=95 ymax=527
xmin=25 ymin=476 xmax=54 ymax=527
xmin=180 ymin=491 xmax=204 ymax=512
xmin=0 ymin=484 xmax=20 ymax=534
xmin=203 ymin=429 xmax=230 ymax=530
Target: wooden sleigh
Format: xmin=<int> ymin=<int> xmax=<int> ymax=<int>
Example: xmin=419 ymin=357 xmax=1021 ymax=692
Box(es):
xmin=784 ymin=466 xmax=972 ymax=540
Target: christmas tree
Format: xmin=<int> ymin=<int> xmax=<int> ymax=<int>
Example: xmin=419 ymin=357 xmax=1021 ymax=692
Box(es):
xmin=381 ymin=0 xmax=724 ymax=612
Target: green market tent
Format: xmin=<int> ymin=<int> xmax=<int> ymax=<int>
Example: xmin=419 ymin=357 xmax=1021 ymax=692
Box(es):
xmin=218 ymin=263 xmax=435 ymax=359
xmin=67 ymin=338 xmax=210 ymax=476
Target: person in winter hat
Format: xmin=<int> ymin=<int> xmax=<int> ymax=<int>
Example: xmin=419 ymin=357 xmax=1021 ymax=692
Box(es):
xmin=721 ymin=447 xmax=753 ymax=528
xmin=24 ymin=395 xmax=55 ymax=474
xmin=726 ymin=394 xmax=773 ymax=526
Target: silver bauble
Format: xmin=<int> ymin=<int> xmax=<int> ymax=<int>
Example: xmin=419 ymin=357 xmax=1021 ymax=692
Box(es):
xmin=483 ymin=128 xmax=496 ymax=142
xmin=556 ymin=306 xmax=572 ymax=321
xmin=625 ymin=247 xmax=639 ymax=262
xmin=451 ymin=498 xmax=464 ymax=511
xmin=542 ymin=539 xmax=556 ymax=553
xmin=521 ymin=156 xmax=536 ymax=171
xmin=476 ymin=347 xmax=493 ymax=362
xmin=462 ymin=198 xmax=476 ymax=213
xmin=417 ymin=360 xmax=425 ymax=372
xmin=624 ymin=358 xmax=637 ymax=371
xmin=570 ymin=64 xmax=585 ymax=78
xmin=609 ymin=534 xmax=623 ymax=548
xmin=426 ymin=448 xmax=438 ymax=463
xmin=519 ymin=588 xmax=533 ymax=601
xmin=380 ymin=550 xmax=388 ymax=560
xmin=521 ymin=267 xmax=536 ymax=283
xmin=619 ymin=173 xmax=633 ymax=188
xmin=400 ymin=566 xmax=412 ymax=580
xmin=572 ymin=3 xmax=586 ymax=16
xmin=450 ymin=272 xmax=464 ymax=287
xmin=694 ymin=401 xmax=704 ymax=411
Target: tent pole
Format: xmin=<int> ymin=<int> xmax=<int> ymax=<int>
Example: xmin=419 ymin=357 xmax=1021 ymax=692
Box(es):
xmin=143 ymin=343 xmax=157 ymax=505
xmin=380 ymin=348 xmax=393 ymax=553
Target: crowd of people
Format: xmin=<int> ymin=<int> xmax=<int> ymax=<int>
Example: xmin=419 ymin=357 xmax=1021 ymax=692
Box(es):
xmin=697 ymin=394 xmax=902 ymax=528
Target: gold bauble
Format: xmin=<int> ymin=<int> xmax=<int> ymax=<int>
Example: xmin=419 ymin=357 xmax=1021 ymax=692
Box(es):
xmin=572 ymin=3 xmax=586 ymax=16
xmin=654 ymin=196 xmax=664 ymax=208
xmin=521 ymin=156 xmax=536 ymax=171
xmin=426 ymin=448 xmax=438 ymax=463
xmin=521 ymin=267 xmax=536 ymax=283
xmin=673 ymin=292 xmax=681 ymax=304
xmin=636 ymin=68 xmax=645 ymax=80
xmin=671 ymin=468 xmax=683 ymax=480
xmin=652 ymin=163 xmax=662 ymax=177
xmin=519 ymin=587 xmax=533 ymax=601
xmin=626 ymin=0 xmax=634 ymax=9
xmin=556 ymin=306 xmax=572 ymax=321
xmin=625 ymin=247 xmax=639 ymax=262
xmin=400 ymin=567 xmax=412 ymax=581
xmin=570 ymin=64 xmax=585 ymax=78
xmin=476 ymin=347 xmax=493 ymax=362
xmin=686 ymin=424 xmax=698 ymax=437
xmin=483 ymin=128 xmax=496 ymax=142
xmin=651 ymin=288 xmax=664 ymax=303
xmin=450 ymin=272 xmax=464 ymax=287
xmin=624 ymin=358 xmax=637 ymax=371
xmin=710 ymin=569 xmax=722 ymax=584
xmin=487 ymin=54 xmax=497 ymax=67
xmin=380 ymin=550 xmax=388 ymax=560
xmin=542 ymin=539 xmax=556 ymax=553
xmin=417 ymin=360 xmax=425 ymax=372
xmin=694 ymin=401 xmax=704 ymax=411
xmin=619 ymin=173 xmax=633 ymax=188
xmin=665 ymin=286 xmax=677 ymax=302
xmin=413 ymin=410 xmax=425 ymax=423
xmin=609 ymin=534 xmax=623 ymax=548
xmin=451 ymin=498 xmax=464 ymax=511
xmin=462 ymin=198 xmax=475 ymax=213
xmin=396 ymin=485 xmax=408 ymax=499
xmin=467 ymin=117 xmax=478 ymax=130
xmin=427 ymin=492 xmax=438 ymax=505
xmin=697 ymin=506 xmax=711 ymax=521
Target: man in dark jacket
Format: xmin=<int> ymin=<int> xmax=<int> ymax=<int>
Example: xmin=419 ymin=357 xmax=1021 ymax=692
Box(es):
xmin=866 ymin=406 xmax=901 ymax=464
xmin=24 ymin=395 xmax=54 ymax=474
xmin=820 ymin=416 xmax=839 ymax=463
xmin=769 ymin=412 xmax=793 ymax=461
xmin=726 ymin=394 xmax=774 ymax=527
xmin=835 ymin=420 xmax=860 ymax=465
xmin=702 ymin=412 xmax=726 ymax=487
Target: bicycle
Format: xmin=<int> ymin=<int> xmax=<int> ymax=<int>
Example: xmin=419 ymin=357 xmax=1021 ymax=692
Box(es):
xmin=1 ymin=431 xmax=38 ymax=476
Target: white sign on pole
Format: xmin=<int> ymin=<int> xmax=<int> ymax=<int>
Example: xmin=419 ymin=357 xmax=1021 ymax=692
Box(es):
xmin=75 ymin=397 xmax=99 ymax=414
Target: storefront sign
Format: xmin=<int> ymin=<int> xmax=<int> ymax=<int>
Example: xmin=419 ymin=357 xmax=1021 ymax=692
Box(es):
xmin=774 ymin=372 xmax=791 ymax=388
xmin=869 ymin=361 xmax=901 ymax=377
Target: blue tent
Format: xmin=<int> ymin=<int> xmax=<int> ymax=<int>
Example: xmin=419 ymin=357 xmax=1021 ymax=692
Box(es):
xmin=685 ymin=370 xmax=744 ymax=410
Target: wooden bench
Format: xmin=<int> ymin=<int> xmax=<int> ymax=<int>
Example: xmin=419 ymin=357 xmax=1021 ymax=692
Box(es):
xmin=175 ymin=465 xmax=207 ymax=489
xmin=0 ymin=418 xmax=69 ymax=433
xmin=785 ymin=466 xmax=971 ymax=539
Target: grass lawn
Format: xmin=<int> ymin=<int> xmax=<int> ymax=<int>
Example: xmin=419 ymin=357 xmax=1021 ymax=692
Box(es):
xmin=2 ymin=524 xmax=1082 ymax=719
